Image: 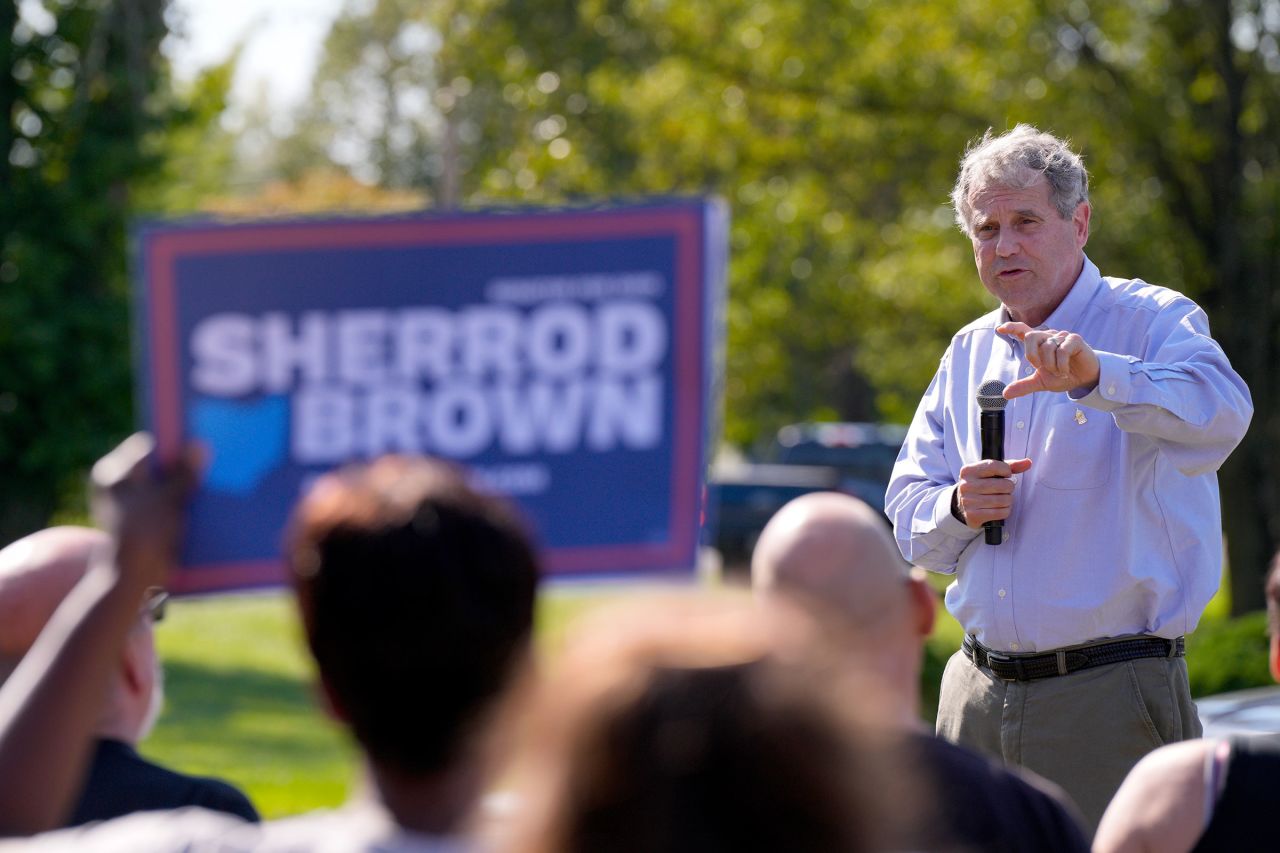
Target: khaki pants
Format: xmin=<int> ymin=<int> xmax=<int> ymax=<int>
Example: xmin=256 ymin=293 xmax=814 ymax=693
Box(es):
xmin=935 ymin=647 xmax=1201 ymax=836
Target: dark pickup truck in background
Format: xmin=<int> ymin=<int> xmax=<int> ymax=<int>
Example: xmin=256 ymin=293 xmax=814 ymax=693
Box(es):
xmin=705 ymin=422 xmax=907 ymax=570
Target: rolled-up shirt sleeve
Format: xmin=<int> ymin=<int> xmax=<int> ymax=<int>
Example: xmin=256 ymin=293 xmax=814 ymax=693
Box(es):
xmin=885 ymin=349 xmax=980 ymax=574
xmin=1070 ymin=299 xmax=1253 ymax=476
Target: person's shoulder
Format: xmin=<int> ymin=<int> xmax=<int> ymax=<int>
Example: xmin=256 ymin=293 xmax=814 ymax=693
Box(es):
xmin=101 ymin=745 xmax=258 ymax=823
xmin=918 ymin=733 xmax=1066 ymax=800
xmin=124 ymin=750 xmax=259 ymax=822
xmin=942 ymin=308 xmax=1006 ymax=367
xmin=953 ymin=306 xmax=1005 ymax=340
xmin=913 ymin=734 xmax=1090 ymax=853
xmin=71 ymin=742 xmax=255 ymax=826
xmin=185 ymin=774 xmax=260 ymax=823
xmin=1226 ymin=729 xmax=1280 ymax=757
xmin=0 ymin=807 xmax=248 ymax=852
xmin=242 ymin=806 xmax=472 ymax=852
xmin=1098 ymin=274 xmax=1201 ymax=316
xmin=1094 ymin=738 xmax=1213 ymax=853
xmin=0 ymin=806 xmax=472 ymax=853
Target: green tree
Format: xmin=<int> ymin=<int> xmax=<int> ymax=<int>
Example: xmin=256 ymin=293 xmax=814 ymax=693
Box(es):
xmin=136 ymin=48 xmax=240 ymax=213
xmin=285 ymin=0 xmax=1278 ymax=610
xmin=437 ymin=0 xmax=1280 ymax=607
xmin=282 ymin=0 xmax=446 ymax=194
xmin=0 ymin=0 xmax=175 ymax=543
xmin=1011 ymin=0 xmax=1280 ymax=612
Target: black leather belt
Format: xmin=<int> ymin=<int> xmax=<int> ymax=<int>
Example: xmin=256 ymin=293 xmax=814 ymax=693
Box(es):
xmin=962 ymin=634 xmax=1185 ymax=682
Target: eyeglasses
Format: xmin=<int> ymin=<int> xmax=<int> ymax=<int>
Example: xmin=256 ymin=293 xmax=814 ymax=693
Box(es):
xmin=142 ymin=587 xmax=169 ymax=624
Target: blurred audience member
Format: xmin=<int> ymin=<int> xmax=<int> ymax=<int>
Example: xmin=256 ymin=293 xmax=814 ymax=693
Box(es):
xmin=752 ymin=491 xmax=1089 ymax=853
xmin=3 ymin=447 xmax=539 ymax=850
xmin=0 ymin=435 xmax=200 ymax=835
xmin=273 ymin=453 xmax=539 ymax=844
xmin=1095 ymin=551 xmax=1280 ymax=853
xmin=495 ymin=593 xmax=901 ymax=853
xmin=0 ymin=526 xmax=258 ymax=826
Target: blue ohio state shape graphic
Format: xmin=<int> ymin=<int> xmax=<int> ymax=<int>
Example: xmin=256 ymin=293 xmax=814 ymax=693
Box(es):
xmin=189 ymin=396 xmax=289 ymax=495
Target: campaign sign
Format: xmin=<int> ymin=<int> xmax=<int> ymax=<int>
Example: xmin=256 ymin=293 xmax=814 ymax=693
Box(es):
xmin=134 ymin=199 xmax=727 ymax=594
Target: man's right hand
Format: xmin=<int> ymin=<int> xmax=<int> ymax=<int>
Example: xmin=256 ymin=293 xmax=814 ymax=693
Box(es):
xmin=953 ymin=458 xmax=1033 ymax=529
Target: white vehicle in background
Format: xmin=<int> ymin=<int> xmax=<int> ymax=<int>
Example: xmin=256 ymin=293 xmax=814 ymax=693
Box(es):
xmin=1197 ymin=686 xmax=1280 ymax=737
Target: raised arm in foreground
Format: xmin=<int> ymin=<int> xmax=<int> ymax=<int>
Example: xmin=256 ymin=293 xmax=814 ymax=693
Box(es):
xmin=0 ymin=435 xmax=196 ymax=836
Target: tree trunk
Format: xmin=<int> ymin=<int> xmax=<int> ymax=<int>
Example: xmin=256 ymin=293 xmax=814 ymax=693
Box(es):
xmin=1221 ymin=436 xmax=1273 ymax=614
xmin=1194 ymin=0 xmax=1274 ymax=615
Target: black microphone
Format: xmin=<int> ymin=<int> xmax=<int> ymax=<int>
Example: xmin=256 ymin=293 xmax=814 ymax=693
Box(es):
xmin=976 ymin=379 xmax=1008 ymax=546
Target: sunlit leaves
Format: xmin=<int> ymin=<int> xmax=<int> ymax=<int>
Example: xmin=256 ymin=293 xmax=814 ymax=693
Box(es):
xmin=269 ymin=0 xmax=1280 ymax=486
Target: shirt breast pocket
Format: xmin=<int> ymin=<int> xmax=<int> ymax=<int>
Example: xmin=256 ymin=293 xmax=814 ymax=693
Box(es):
xmin=1033 ymin=403 xmax=1115 ymax=491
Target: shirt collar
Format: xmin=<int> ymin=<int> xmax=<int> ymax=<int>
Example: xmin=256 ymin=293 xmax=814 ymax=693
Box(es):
xmin=998 ymin=254 xmax=1102 ymax=333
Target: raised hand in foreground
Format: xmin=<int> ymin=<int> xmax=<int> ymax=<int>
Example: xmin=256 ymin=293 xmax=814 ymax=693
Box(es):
xmin=0 ymin=434 xmax=199 ymax=836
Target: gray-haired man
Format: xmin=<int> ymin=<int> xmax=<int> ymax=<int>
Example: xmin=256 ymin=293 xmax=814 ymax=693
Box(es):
xmin=885 ymin=124 xmax=1252 ymax=832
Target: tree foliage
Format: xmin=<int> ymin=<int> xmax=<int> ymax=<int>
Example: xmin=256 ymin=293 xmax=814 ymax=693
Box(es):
xmin=274 ymin=0 xmax=1280 ymax=611
xmin=1016 ymin=0 xmax=1280 ymax=611
xmin=281 ymin=0 xmax=447 ymax=193
xmin=0 ymin=0 xmax=179 ymax=542
xmin=7 ymin=0 xmax=1279 ymax=611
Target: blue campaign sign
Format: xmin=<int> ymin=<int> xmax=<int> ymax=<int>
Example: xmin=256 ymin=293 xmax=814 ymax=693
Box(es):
xmin=134 ymin=199 xmax=727 ymax=594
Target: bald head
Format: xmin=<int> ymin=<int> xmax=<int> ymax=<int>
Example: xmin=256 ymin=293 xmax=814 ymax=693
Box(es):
xmin=0 ymin=527 xmax=109 ymax=662
xmin=753 ymin=494 xmax=934 ymax=720
xmin=753 ymin=493 xmax=912 ymax=632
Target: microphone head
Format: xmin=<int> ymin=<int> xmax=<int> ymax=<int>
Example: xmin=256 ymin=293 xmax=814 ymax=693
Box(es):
xmin=976 ymin=379 xmax=1008 ymax=412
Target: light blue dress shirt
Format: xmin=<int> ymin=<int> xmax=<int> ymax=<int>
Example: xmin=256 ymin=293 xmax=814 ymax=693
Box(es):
xmin=885 ymin=257 xmax=1253 ymax=652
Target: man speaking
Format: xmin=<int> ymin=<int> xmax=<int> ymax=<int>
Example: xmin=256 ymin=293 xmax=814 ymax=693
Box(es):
xmin=885 ymin=125 xmax=1252 ymax=832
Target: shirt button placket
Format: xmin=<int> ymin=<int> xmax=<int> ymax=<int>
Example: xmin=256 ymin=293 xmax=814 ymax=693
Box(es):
xmin=1011 ymin=397 xmax=1031 ymax=459
xmin=993 ymin=348 xmax=1025 ymax=648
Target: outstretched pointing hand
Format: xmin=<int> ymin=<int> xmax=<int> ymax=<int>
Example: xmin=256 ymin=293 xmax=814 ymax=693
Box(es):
xmin=998 ymin=322 xmax=1100 ymax=399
